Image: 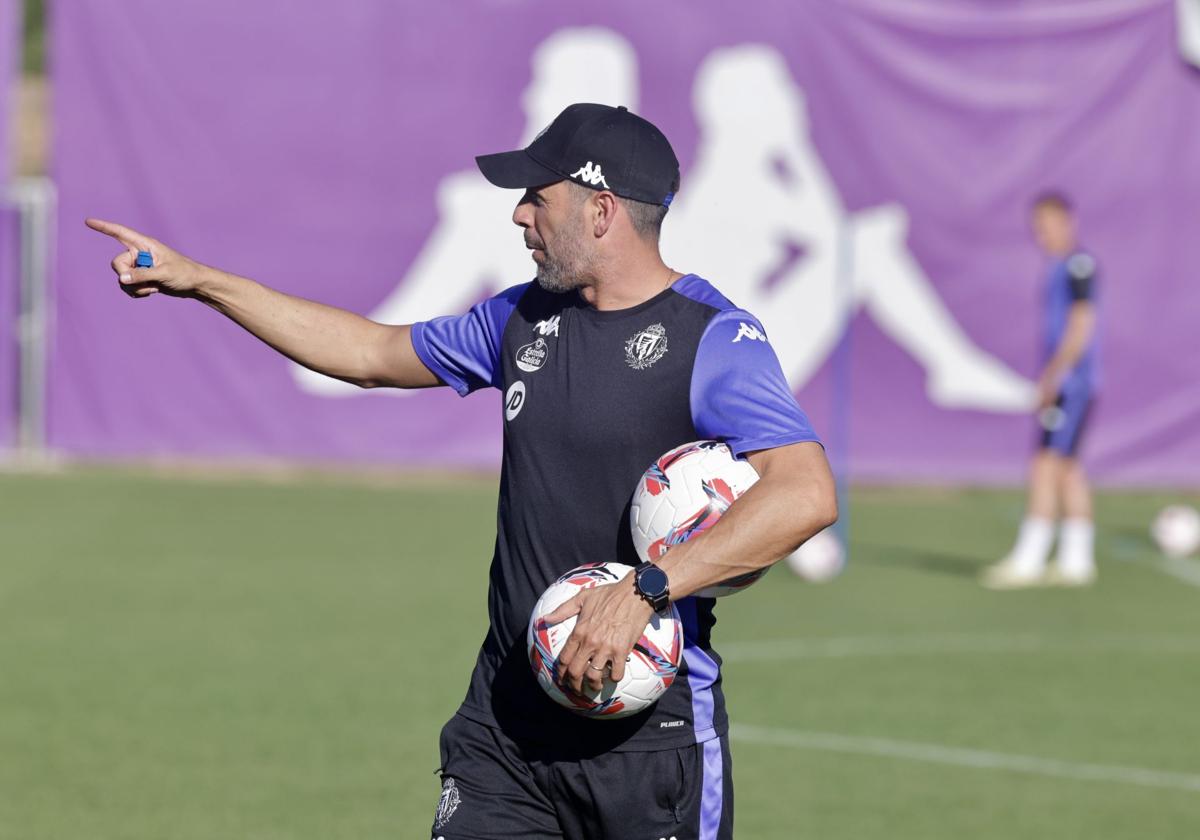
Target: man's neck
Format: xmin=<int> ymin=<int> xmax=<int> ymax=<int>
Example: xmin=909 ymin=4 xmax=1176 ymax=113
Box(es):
xmin=577 ymin=254 xmax=683 ymax=312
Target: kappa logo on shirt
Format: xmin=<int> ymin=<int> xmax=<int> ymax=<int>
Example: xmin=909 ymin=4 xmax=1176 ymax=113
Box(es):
xmin=534 ymin=316 xmax=560 ymax=337
xmin=570 ymin=160 xmax=610 ymax=189
xmin=733 ymin=321 xmax=767 ymax=343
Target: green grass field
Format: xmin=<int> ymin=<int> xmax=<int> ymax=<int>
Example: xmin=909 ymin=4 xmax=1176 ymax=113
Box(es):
xmin=2 ymin=468 xmax=1198 ymax=839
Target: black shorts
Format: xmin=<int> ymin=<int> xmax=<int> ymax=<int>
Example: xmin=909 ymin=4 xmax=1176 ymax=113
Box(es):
xmin=431 ymin=713 xmax=734 ymax=840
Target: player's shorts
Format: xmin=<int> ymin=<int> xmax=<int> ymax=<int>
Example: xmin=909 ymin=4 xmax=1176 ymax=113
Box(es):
xmin=430 ymin=713 xmax=734 ymax=840
xmin=1037 ymin=388 xmax=1094 ymax=457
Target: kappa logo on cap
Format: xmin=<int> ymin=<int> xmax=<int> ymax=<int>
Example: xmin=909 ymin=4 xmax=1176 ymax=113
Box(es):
xmin=571 ymin=161 xmax=610 ymax=189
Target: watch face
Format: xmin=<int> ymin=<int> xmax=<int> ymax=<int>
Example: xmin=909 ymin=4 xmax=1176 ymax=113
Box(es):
xmin=638 ymin=565 xmax=669 ymax=598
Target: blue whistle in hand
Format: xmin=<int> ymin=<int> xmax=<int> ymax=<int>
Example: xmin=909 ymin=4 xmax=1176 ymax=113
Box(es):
xmin=136 ymin=251 xmax=154 ymax=268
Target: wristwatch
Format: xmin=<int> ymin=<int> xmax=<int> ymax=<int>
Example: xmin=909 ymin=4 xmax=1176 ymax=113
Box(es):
xmin=633 ymin=562 xmax=671 ymax=613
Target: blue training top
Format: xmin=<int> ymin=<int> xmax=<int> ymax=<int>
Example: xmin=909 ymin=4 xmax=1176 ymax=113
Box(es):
xmin=1043 ymin=251 xmax=1100 ymax=393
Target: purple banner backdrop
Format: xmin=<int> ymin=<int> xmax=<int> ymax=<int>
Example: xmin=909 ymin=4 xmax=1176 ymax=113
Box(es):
xmin=52 ymin=0 xmax=1200 ymax=483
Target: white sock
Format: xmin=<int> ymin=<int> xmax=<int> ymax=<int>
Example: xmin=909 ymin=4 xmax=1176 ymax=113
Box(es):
xmin=1056 ymin=518 xmax=1095 ymax=575
xmin=1007 ymin=517 xmax=1054 ymax=573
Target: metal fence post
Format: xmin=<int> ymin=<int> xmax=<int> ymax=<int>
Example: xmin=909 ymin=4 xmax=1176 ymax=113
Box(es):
xmin=7 ymin=176 xmax=56 ymax=460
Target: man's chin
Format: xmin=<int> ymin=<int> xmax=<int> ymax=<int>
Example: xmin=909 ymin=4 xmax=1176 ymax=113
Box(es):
xmin=534 ymin=275 xmax=565 ymax=293
xmin=534 ymin=271 xmax=577 ymax=294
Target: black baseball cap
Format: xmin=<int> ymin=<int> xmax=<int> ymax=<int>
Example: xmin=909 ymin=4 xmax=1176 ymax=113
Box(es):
xmin=476 ymin=103 xmax=680 ymax=207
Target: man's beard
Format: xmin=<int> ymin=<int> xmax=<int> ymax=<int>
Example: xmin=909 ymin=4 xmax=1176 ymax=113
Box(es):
xmin=528 ymin=221 xmax=591 ymax=293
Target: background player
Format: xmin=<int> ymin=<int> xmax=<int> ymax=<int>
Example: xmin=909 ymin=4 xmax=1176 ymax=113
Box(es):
xmin=983 ymin=193 xmax=1099 ymax=589
xmin=665 ymin=44 xmax=1035 ymax=412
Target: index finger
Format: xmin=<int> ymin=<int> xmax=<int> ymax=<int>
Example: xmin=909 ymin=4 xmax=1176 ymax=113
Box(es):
xmin=85 ymin=218 xmax=152 ymax=250
xmin=544 ymin=593 xmax=583 ymax=626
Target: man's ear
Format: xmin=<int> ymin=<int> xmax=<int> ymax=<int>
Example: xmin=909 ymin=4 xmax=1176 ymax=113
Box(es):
xmin=592 ymin=192 xmax=619 ymax=238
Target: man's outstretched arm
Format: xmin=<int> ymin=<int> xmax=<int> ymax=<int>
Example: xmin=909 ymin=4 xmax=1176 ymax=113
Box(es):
xmin=86 ymin=218 xmax=441 ymax=390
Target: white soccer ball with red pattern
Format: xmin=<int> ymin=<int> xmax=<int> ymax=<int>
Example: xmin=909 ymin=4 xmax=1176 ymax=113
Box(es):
xmin=1151 ymin=505 xmax=1200 ymax=559
xmin=784 ymin=527 xmax=846 ymax=582
xmin=630 ymin=440 xmax=765 ymax=597
xmin=527 ymin=562 xmax=684 ymax=719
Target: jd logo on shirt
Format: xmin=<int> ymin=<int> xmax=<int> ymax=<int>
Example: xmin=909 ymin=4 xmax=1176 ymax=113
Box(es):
xmin=515 ymin=338 xmax=549 ymax=373
xmin=505 ymin=381 xmax=526 ymax=421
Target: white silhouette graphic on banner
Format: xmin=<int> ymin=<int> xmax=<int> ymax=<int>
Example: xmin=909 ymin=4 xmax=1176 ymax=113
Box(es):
xmin=292 ymin=27 xmax=637 ymax=396
xmin=294 ymin=34 xmax=1033 ymax=411
xmin=665 ymin=46 xmax=1033 ymax=411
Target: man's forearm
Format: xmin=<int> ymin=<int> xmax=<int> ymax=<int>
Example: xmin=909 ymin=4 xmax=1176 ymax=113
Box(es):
xmin=1044 ymin=304 xmax=1096 ymax=382
xmin=85 ymin=216 xmax=440 ymax=389
xmin=194 ymin=266 xmax=433 ymax=389
xmin=656 ymin=445 xmax=838 ymax=599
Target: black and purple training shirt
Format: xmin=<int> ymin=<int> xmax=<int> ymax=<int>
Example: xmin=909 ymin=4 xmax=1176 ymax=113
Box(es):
xmin=411 ymin=274 xmax=819 ymax=752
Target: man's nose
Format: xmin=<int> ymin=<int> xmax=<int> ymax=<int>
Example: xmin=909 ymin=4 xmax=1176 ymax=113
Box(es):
xmin=513 ymin=200 xmax=533 ymax=229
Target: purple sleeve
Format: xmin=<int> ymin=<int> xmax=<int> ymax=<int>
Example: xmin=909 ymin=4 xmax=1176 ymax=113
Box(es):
xmin=690 ymin=309 xmax=820 ymax=457
xmin=409 ymin=283 xmax=529 ymax=396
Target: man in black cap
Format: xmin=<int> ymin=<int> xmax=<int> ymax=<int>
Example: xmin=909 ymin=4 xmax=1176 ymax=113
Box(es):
xmin=87 ymin=103 xmax=837 ymax=840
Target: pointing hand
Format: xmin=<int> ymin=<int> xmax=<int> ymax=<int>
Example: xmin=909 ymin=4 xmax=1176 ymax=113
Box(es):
xmin=85 ymin=218 xmax=205 ymax=299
